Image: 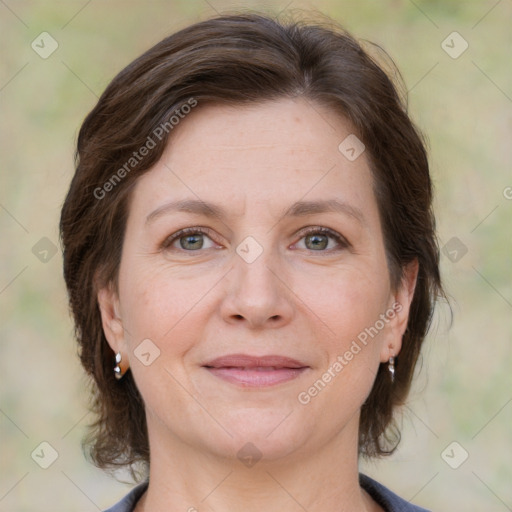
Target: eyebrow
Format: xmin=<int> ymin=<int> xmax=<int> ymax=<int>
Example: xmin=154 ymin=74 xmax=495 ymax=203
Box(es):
xmin=145 ymin=198 xmax=365 ymax=226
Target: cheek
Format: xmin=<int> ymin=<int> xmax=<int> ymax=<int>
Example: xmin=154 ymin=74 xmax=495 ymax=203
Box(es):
xmin=297 ymin=271 xmax=389 ymax=412
xmin=293 ymin=262 xmax=390 ymax=348
xmin=118 ymin=260 xmax=212 ymax=349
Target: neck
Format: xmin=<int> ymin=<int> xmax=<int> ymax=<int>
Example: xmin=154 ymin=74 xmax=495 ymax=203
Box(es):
xmin=135 ymin=416 xmax=381 ymax=512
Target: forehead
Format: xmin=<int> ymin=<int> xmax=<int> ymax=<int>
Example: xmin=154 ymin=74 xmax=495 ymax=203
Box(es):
xmin=166 ymin=97 xmax=356 ymax=165
xmin=128 ymin=98 xmax=378 ymax=224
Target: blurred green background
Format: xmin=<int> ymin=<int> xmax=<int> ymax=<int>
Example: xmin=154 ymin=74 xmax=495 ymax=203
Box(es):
xmin=1 ymin=1 xmax=511 ymax=510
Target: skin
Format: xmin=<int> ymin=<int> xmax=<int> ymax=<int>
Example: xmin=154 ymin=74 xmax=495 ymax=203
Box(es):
xmin=98 ymin=97 xmax=418 ymax=512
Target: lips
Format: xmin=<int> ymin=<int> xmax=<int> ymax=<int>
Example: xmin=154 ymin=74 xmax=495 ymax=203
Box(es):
xmin=203 ymin=354 xmax=309 ymax=387
xmin=204 ymin=354 xmax=308 ymax=369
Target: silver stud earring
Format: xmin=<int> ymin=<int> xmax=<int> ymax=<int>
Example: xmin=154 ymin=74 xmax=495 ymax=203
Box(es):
xmin=388 ymin=356 xmax=395 ymax=383
xmin=114 ymin=352 xmax=124 ymax=380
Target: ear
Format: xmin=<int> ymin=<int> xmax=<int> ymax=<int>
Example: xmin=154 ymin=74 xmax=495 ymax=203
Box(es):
xmin=380 ymin=259 xmax=419 ymax=363
xmin=96 ymin=280 xmax=127 ymax=356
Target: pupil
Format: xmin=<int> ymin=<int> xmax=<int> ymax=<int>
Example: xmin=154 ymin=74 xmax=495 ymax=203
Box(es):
xmin=181 ymin=234 xmax=203 ymax=250
xmin=307 ymin=234 xmax=327 ymax=250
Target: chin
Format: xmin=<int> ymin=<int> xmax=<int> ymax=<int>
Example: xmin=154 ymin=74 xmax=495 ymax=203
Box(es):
xmin=203 ymin=408 xmax=312 ymax=464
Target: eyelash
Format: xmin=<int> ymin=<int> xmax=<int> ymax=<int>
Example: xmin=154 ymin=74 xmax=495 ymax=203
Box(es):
xmin=160 ymin=226 xmax=350 ymax=253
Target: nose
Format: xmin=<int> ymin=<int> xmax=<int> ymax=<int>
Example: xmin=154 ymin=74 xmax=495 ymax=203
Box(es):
xmin=219 ymin=246 xmax=294 ymax=330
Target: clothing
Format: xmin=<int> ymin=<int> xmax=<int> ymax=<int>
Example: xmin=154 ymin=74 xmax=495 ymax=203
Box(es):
xmin=103 ymin=473 xmax=431 ymax=512
xmin=359 ymin=474 xmax=431 ymax=511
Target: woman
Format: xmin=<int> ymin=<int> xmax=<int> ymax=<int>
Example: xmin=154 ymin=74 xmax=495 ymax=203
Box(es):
xmin=60 ymin=11 xmax=445 ymax=512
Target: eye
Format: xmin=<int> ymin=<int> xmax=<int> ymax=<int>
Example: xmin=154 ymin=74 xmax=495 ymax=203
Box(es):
xmin=161 ymin=227 xmax=219 ymax=252
xmin=294 ymin=227 xmax=349 ymax=252
xmin=160 ymin=226 xmax=350 ymax=254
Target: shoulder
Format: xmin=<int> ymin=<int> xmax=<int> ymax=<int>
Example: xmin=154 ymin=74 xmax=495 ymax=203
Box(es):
xmin=103 ymin=481 xmax=149 ymax=512
xmin=359 ymin=473 xmax=431 ymax=512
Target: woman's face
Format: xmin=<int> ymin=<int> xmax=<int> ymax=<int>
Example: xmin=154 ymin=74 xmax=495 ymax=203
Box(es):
xmin=99 ymin=98 xmax=416 ymax=463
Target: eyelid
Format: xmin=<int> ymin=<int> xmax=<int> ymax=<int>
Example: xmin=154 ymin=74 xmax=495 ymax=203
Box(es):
xmin=160 ymin=225 xmax=350 ymax=252
xmin=292 ymin=226 xmax=351 ymax=251
xmin=160 ymin=226 xmax=219 ymax=250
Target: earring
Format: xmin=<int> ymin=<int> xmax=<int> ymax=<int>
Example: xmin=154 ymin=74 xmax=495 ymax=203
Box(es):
xmin=388 ymin=356 xmax=395 ymax=383
xmin=114 ymin=352 xmax=125 ymax=380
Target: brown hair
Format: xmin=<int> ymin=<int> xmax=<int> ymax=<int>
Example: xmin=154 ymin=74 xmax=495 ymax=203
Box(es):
xmin=59 ymin=11 xmax=446 ymax=479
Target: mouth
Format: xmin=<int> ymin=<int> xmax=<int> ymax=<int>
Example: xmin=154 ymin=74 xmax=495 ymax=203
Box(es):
xmin=202 ymin=354 xmax=310 ymax=388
